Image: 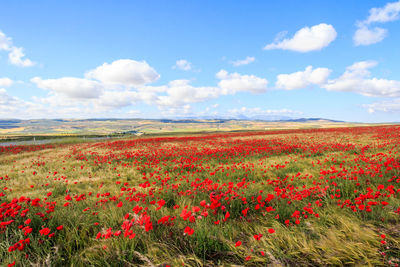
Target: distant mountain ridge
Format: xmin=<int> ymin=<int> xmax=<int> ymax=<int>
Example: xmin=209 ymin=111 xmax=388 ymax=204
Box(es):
xmin=0 ymin=117 xmax=381 ymax=136
xmin=156 ymin=117 xmax=344 ymax=123
xmin=0 ymin=117 xmax=344 ymax=124
xmin=281 ymin=118 xmax=344 ymax=123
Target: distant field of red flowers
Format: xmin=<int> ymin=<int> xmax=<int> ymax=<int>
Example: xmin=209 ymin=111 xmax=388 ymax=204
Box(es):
xmin=1 ymin=125 xmax=399 ymax=266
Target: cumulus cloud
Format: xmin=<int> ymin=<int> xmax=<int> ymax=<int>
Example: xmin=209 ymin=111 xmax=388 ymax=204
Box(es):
xmin=0 ymin=88 xmax=30 ymax=116
xmin=8 ymin=47 xmax=35 ymax=67
xmin=94 ymin=90 xmax=159 ymax=110
xmin=365 ymin=0 xmax=400 ymax=24
xmin=0 ymin=30 xmax=35 ymax=67
xmin=95 ymin=90 xmax=142 ymax=109
xmin=354 ymin=1 xmax=400 ymax=46
xmin=229 ymin=107 xmax=302 ymax=118
xmin=28 ymin=59 xmax=162 ymax=113
xmin=0 ymin=77 xmax=13 ymax=87
xmin=230 ymin=56 xmax=255 ymax=66
xmin=142 ymin=70 xmax=268 ymax=109
xmin=216 ymin=70 xmax=268 ymax=94
xmin=173 ymin=59 xmax=192 ymax=71
xmin=30 ymin=59 xmax=162 ymax=112
xmin=145 ymin=71 xmax=268 ymax=109
xmin=264 ymin=23 xmax=337 ymax=52
xmin=31 ymin=91 xmax=146 ymax=119
xmin=155 ymin=80 xmax=220 ymax=107
xmin=85 ymin=59 xmax=160 ymax=87
xmin=31 ymin=77 xmax=104 ymax=99
xmin=158 ymin=104 xmax=192 ymax=116
xmin=23 ymin=59 xmax=273 ymax=117
xmin=364 ymin=98 xmax=400 ymax=113
xmin=276 ymin=66 xmax=331 ymax=90
xmin=0 ymin=85 xmax=150 ymax=119
xmin=323 ymin=61 xmax=400 ymax=97
xmin=0 ymin=88 xmax=19 ymax=106
xmin=139 ymin=70 xmax=267 ymax=109
xmin=0 ymin=88 xmax=44 ymax=118
xmin=354 ymin=26 xmax=387 ymax=46
xmin=0 ymin=31 xmax=12 ymax=50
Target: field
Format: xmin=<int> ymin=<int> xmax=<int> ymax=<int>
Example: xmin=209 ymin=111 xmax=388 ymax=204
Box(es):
xmin=0 ymin=118 xmax=378 ymax=136
xmin=1 ymin=125 xmax=400 ymax=266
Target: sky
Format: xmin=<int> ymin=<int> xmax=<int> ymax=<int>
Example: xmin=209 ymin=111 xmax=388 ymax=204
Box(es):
xmin=1 ymin=1 xmax=400 ymax=122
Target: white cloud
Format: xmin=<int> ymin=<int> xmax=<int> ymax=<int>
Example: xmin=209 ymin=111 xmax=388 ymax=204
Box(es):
xmin=354 ymin=26 xmax=387 ymax=46
xmin=364 ymin=98 xmax=400 ymax=113
xmin=126 ymin=109 xmax=141 ymax=116
xmin=144 ymin=71 xmax=268 ymax=109
xmin=276 ymin=66 xmax=331 ymax=90
xmin=0 ymin=88 xmax=19 ymax=106
xmin=85 ymin=59 xmax=160 ymax=87
xmin=0 ymin=31 xmax=12 ymax=50
xmin=158 ymin=104 xmax=192 ymax=116
xmin=365 ymin=1 xmax=400 ymax=24
xmin=31 ymin=77 xmax=104 ymax=99
xmin=345 ymin=61 xmax=378 ymax=75
xmin=0 ymin=77 xmax=13 ymax=87
xmin=0 ymin=88 xmax=44 ymax=118
xmin=31 ymin=92 xmax=145 ymax=119
xmin=229 ymin=107 xmax=302 ymax=118
xmin=33 ymin=94 xmax=81 ymax=108
xmin=32 ymin=91 xmax=133 ymax=118
xmin=95 ymin=90 xmax=153 ymax=110
xmin=0 ymin=87 xmax=148 ymax=119
xmin=264 ymin=23 xmax=337 ymax=52
xmin=8 ymin=47 xmax=35 ymax=67
xmin=28 ymin=59 xmax=162 ymax=113
xmin=30 ymin=59 xmax=162 ymax=112
xmin=155 ymin=80 xmax=220 ymax=107
xmin=0 ymin=30 xmax=35 ymax=67
xmin=173 ymin=59 xmax=192 ymax=71
xmin=230 ymin=56 xmax=255 ymax=66
xmin=24 ymin=60 xmax=272 ymax=117
xmin=139 ymin=70 xmax=267 ymax=109
xmin=137 ymin=85 xmax=168 ymax=93
xmin=354 ymin=1 xmax=400 ymax=46
xmin=323 ymin=61 xmax=400 ymax=97
xmin=216 ymin=70 xmax=268 ymax=94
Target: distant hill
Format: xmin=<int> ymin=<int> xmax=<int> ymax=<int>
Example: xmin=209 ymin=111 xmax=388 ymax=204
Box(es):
xmin=0 ymin=117 xmax=380 ymax=136
xmin=157 ymin=117 xmax=344 ymax=123
xmin=278 ymin=118 xmax=344 ymax=123
xmin=0 ymin=119 xmax=22 ymax=124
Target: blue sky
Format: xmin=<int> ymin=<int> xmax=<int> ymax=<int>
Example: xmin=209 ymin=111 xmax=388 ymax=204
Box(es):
xmin=1 ymin=1 xmax=400 ymax=122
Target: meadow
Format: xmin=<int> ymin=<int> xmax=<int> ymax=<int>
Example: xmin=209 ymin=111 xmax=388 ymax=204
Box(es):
xmin=1 ymin=125 xmax=399 ymax=266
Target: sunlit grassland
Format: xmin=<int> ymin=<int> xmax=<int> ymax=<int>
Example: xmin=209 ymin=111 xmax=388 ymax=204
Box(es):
xmin=1 ymin=126 xmax=399 ymax=266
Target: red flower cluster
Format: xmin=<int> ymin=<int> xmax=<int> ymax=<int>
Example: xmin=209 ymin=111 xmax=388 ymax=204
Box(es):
xmin=1 ymin=125 xmax=400 ymax=265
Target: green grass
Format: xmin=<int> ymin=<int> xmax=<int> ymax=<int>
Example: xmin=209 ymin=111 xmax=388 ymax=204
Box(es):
xmin=1 ymin=126 xmax=400 ymax=266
